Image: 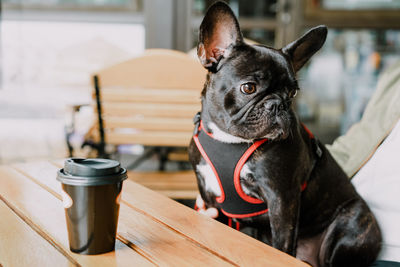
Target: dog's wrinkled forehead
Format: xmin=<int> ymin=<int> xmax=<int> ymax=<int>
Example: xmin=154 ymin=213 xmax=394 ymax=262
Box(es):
xmin=221 ymin=44 xmax=296 ymax=86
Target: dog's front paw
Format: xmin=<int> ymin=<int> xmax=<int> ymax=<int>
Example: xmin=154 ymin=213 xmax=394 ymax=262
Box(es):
xmin=195 ymin=194 xmax=219 ymax=219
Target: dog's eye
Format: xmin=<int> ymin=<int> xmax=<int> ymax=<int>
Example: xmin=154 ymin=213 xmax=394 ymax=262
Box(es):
xmin=240 ymin=83 xmax=256 ymax=95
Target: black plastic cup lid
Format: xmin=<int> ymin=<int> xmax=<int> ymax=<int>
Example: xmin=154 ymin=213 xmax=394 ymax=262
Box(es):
xmin=57 ymin=158 xmax=127 ymax=186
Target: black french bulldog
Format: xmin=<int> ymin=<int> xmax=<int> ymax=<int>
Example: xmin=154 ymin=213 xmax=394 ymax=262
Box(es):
xmin=188 ymin=2 xmax=381 ymax=267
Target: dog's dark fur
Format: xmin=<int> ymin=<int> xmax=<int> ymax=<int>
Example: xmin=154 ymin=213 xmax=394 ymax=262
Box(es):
xmin=188 ymin=2 xmax=381 ymax=266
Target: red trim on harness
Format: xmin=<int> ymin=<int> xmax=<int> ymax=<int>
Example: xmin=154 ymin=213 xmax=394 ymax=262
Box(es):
xmin=220 ymin=206 xmax=269 ymax=218
xmin=194 ymin=120 xmax=309 ymax=220
xmin=301 ymin=181 xmax=307 ymax=191
xmin=301 ymin=123 xmax=314 ymax=139
xmin=228 ymin=218 xmax=241 ymax=231
xmin=200 ymin=121 xmax=214 ymax=138
xmin=236 ymin=222 xmax=240 ymax=231
xmin=221 ymin=180 xmax=308 ymax=219
xmin=234 ymin=139 xmax=268 ymax=204
xmin=193 ymin=133 xmax=225 ymax=203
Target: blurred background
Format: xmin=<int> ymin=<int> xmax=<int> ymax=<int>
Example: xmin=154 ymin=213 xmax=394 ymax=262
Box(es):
xmin=1 ymin=0 xmax=400 ymax=164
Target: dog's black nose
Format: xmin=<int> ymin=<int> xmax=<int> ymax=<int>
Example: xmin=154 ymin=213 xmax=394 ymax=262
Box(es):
xmin=265 ymin=100 xmax=284 ymax=115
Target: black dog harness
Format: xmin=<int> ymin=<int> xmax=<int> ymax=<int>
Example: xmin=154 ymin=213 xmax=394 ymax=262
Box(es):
xmin=193 ymin=120 xmax=270 ymax=218
xmin=193 ymin=113 xmax=320 ymax=224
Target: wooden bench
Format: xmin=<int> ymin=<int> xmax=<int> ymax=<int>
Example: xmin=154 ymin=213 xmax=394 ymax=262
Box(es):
xmin=89 ymin=87 xmax=200 ymax=148
xmin=83 ymin=49 xmax=206 ymax=199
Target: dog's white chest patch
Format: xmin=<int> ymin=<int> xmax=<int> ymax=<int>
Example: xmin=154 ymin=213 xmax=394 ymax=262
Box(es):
xmin=196 ymin=162 xmax=254 ymax=198
xmin=196 ymin=163 xmax=221 ymax=197
xmin=239 ymin=164 xmax=253 ymax=196
xmin=208 ymin=122 xmax=251 ymax=144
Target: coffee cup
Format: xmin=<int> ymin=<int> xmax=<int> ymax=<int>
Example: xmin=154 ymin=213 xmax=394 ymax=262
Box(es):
xmin=57 ymin=158 xmax=127 ymax=255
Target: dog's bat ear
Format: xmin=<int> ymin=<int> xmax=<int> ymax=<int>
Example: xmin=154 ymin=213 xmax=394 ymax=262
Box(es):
xmin=282 ymin=25 xmax=327 ymax=72
xmin=197 ymin=1 xmax=243 ymax=72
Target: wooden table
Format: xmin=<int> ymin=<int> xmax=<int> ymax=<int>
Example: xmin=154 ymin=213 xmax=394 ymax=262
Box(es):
xmin=0 ymin=160 xmax=308 ymax=267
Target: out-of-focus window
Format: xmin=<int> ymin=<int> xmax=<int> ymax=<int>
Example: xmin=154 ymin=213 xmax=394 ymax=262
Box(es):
xmin=321 ymin=0 xmax=400 ymax=10
xmin=297 ymin=29 xmax=400 ymax=141
xmin=191 ymin=0 xmax=277 ymax=47
xmin=0 ymin=0 xmax=145 ymax=162
xmin=1 ymin=0 xmax=145 ymax=103
xmin=297 ymin=0 xmax=400 ymax=142
xmin=2 ymin=0 xmax=142 ymax=11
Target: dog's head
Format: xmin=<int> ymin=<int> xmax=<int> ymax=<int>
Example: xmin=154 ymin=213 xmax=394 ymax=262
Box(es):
xmin=198 ymin=1 xmax=327 ymax=141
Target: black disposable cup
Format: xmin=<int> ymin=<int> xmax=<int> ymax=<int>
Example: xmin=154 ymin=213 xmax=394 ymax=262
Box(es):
xmin=57 ymin=158 xmax=127 ymax=255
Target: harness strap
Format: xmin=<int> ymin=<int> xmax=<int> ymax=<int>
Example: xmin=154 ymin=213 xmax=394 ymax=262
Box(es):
xmin=193 ymin=123 xmax=269 ymax=217
xmin=228 ymin=218 xmax=241 ymax=231
xmin=193 ymin=113 xmax=322 ymax=231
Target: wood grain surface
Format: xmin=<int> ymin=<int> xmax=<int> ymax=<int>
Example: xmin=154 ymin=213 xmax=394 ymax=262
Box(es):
xmin=0 ymin=165 xmax=153 ymax=267
xmin=0 ymin=201 xmax=73 ymax=267
xmin=10 ymin=162 xmax=230 ymax=266
xmin=0 ymin=160 xmax=309 ymax=267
